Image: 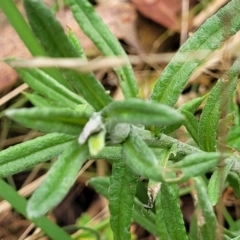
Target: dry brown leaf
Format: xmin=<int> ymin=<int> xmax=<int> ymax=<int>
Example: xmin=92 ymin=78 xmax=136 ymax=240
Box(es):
xmin=0 ymin=24 xmax=31 ymax=93
xmin=0 ymin=3 xmax=30 ymax=93
xmin=130 ymin=0 xmax=181 ymax=31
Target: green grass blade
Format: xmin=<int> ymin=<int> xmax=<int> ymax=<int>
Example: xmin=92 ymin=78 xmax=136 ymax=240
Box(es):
xmin=0 ymin=133 xmax=75 ymax=177
xmin=69 ymin=0 xmax=138 ymax=99
xmin=23 ymin=0 xmax=112 ymax=110
xmin=27 ymin=142 xmax=89 ymax=218
xmin=109 ymin=160 xmax=138 ymax=240
xmin=0 ymin=0 xmax=44 ymax=55
xmin=0 ymin=179 xmax=71 ymax=240
xmin=150 ymin=0 xmax=240 ymax=106
xmin=193 ymin=177 xmax=218 ymax=240
xmin=6 ymin=107 xmax=90 ymax=135
xmin=199 ymin=57 xmax=240 ymax=151
xmin=0 ymin=0 xmax=73 ymax=90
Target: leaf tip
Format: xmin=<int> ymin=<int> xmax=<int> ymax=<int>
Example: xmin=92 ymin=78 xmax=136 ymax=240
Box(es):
xmin=26 ymin=201 xmax=44 ymax=219
xmin=5 ymin=109 xmax=16 ymax=118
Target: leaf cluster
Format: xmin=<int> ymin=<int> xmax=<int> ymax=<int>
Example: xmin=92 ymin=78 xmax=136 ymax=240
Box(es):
xmin=1 ymin=0 xmax=240 ymax=239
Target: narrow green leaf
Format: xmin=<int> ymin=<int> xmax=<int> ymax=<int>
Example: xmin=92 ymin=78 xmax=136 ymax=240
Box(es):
xmin=158 ymin=182 xmax=188 ymax=240
xmin=144 ymin=146 xmax=179 ymax=238
xmin=65 ymin=70 xmax=112 ymax=111
xmin=16 ymin=68 xmax=85 ymax=108
xmin=179 ymin=95 xmax=208 ymax=113
xmin=27 ymin=142 xmax=89 ymax=218
xmin=170 ymin=152 xmax=221 ymax=183
xmin=68 ymin=28 xmax=86 ymax=58
xmin=88 ymin=176 xmax=110 ymax=198
xmin=0 ymin=179 xmax=71 ymax=240
xmin=90 ymin=146 xmax=165 ymax=164
xmin=198 ymin=86 xmax=220 ymax=151
xmin=145 ymin=147 xmax=176 ymax=209
xmin=88 ymin=176 xmax=158 ymax=236
xmin=102 ymin=98 xmax=184 ymax=127
xmin=164 ymin=95 xmax=207 ymax=134
xmin=193 ymin=177 xmax=218 ymax=240
xmin=182 ymin=110 xmax=199 ymax=145
xmin=199 ymin=56 xmax=240 ymax=151
xmin=24 ymin=93 xmax=56 ymax=107
xmin=0 ymin=133 xmax=75 ymax=177
xmin=23 ymin=0 xmax=79 ymax=58
xmin=218 ymin=112 xmax=235 ymax=136
xmin=208 ymin=161 xmax=233 ymax=206
xmin=69 ymin=0 xmax=138 ymax=99
xmin=146 ymin=133 xmax=200 ymax=157
xmin=122 ymin=129 xmax=164 ymax=182
xmin=24 ymin=0 xmax=112 ymax=110
xmin=109 ymin=160 xmax=138 ymax=240
xmin=150 ymin=0 xmax=240 ymax=106
xmin=155 ymin=192 xmax=171 ymax=239
xmin=6 ymin=107 xmax=90 ymax=135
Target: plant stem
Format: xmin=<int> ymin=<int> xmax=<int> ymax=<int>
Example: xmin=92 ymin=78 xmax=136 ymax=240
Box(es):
xmin=93 ymin=129 xmax=240 ymax=174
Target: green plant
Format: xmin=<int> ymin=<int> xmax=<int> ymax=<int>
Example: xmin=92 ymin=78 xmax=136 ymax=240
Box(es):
xmin=1 ymin=0 xmax=240 ymax=239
